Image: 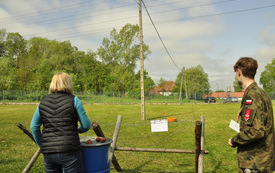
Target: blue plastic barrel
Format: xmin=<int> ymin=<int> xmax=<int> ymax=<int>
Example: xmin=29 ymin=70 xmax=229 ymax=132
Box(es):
xmin=80 ymin=136 xmax=112 ymax=173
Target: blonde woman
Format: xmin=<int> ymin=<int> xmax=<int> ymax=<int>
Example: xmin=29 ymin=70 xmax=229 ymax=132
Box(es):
xmin=31 ymin=72 xmax=91 ymax=173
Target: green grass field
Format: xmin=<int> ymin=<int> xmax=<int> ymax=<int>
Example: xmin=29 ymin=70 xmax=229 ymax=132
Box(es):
xmin=0 ymin=103 xmax=274 ymax=173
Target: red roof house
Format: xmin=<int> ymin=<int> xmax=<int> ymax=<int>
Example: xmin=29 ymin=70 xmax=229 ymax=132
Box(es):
xmin=203 ymin=92 xmax=244 ymax=99
xmin=151 ymin=81 xmax=176 ymax=96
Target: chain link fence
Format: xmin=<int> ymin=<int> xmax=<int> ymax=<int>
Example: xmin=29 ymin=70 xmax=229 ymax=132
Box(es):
xmin=0 ymin=90 xmax=274 ymax=104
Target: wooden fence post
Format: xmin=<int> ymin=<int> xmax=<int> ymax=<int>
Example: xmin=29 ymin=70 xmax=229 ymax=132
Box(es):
xmin=92 ymin=121 xmax=122 ymax=172
xmin=199 ymin=116 xmax=205 ymax=173
xmin=17 ymin=123 xmax=35 ymax=143
xmin=115 ymin=147 xmax=208 ymax=154
xmin=22 ymin=148 xmax=40 ymax=173
xmin=195 ymin=121 xmax=202 ymax=173
xmin=110 ymin=115 xmax=122 ymax=161
xmin=17 ymin=123 xmax=40 ymax=173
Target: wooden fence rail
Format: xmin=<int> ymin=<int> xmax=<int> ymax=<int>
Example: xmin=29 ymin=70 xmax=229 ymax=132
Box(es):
xmin=17 ymin=116 xmax=207 ymax=172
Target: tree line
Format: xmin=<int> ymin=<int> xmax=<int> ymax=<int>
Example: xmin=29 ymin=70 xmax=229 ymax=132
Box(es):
xmin=0 ymin=24 xmax=155 ymax=93
xmin=0 ymin=23 xmax=212 ymax=95
xmin=2 ymin=23 xmax=271 ymax=95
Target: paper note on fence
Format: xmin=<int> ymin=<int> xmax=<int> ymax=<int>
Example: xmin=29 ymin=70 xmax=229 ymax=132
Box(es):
xmin=151 ymin=119 xmax=168 ymax=132
xmin=229 ymin=119 xmax=240 ymax=133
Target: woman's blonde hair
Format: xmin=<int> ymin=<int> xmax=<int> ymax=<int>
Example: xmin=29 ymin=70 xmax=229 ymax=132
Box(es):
xmin=49 ymin=72 xmax=73 ymax=94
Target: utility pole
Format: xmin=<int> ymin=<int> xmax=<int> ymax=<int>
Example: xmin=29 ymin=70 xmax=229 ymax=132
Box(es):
xmin=139 ymin=0 xmax=145 ymax=120
xmin=185 ymin=68 xmax=188 ymax=99
xmin=179 ymin=67 xmax=184 ymax=100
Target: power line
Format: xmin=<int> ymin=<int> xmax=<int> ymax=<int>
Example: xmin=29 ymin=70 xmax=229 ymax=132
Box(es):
xmin=0 ymin=0 xmax=242 ymax=30
xmin=15 ymin=3 xmax=275 ymax=47
xmin=142 ymin=0 xmax=181 ymax=71
xmin=1 ymin=2 xmax=274 ymax=48
xmin=2 ymin=0 xmax=273 ymax=37
xmin=145 ymin=0 xmax=239 ymax=13
xmin=156 ymin=3 xmax=275 ymax=25
xmin=2 ymin=2 xmax=137 ymax=30
xmin=22 ymin=15 xmax=138 ymax=38
xmin=0 ymin=0 xmax=115 ymax=21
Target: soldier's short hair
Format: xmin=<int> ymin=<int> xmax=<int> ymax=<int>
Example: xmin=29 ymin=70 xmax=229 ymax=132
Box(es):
xmin=234 ymin=57 xmax=258 ymax=79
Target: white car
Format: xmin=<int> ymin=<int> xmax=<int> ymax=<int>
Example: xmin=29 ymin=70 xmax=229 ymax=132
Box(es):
xmin=224 ymin=97 xmax=238 ymax=103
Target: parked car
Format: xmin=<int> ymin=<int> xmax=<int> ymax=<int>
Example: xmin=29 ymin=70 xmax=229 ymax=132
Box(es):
xmin=204 ymin=97 xmax=216 ymax=103
xmin=224 ymin=97 xmax=238 ymax=103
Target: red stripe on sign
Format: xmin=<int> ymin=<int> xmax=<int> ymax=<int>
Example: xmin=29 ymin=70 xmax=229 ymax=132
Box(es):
xmin=244 ymin=109 xmax=251 ymax=121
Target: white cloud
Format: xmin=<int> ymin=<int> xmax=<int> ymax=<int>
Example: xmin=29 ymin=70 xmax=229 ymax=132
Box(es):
xmin=1 ymin=0 xmax=39 ymax=15
xmin=254 ymin=24 xmax=275 ymax=81
xmin=76 ymin=1 xmax=139 ymax=40
xmin=187 ymin=1 xmax=220 ymax=17
xmin=0 ymin=0 xmax=274 ymax=92
xmin=257 ymin=25 xmax=275 ymax=46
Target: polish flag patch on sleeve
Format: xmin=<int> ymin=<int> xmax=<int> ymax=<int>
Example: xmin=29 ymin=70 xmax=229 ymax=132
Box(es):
xmin=244 ymin=109 xmax=251 ymax=121
xmin=246 ymin=99 xmax=252 ymax=105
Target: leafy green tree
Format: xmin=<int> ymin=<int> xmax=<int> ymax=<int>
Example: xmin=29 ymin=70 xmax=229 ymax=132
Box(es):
xmin=35 ymin=59 xmax=55 ymax=90
xmin=15 ymin=55 xmax=36 ymax=90
xmin=97 ymin=23 xmax=151 ymax=92
xmin=0 ymin=57 xmax=16 ymax=90
xmin=46 ymin=40 xmax=77 ymax=73
xmin=73 ymin=51 xmax=108 ymax=92
xmin=134 ymin=70 xmax=155 ymax=92
xmin=28 ymin=37 xmax=51 ymax=59
xmin=186 ymin=65 xmax=209 ymax=93
xmin=174 ymin=65 xmax=210 ymax=95
xmin=5 ymin=32 xmax=27 ymax=66
xmin=0 ymin=29 xmax=7 ymax=57
xmin=0 ymin=29 xmax=17 ymax=90
xmin=0 ymin=27 xmax=156 ymax=93
xmin=260 ymin=59 xmax=275 ymax=92
xmin=25 ymin=37 xmax=52 ymax=90
xmin=1 ymin=32 xmax=29 ymax=89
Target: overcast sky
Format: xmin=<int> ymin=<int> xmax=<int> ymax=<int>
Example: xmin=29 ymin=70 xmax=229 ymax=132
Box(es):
xmin=0 ymin=0 xmax=274 ymax=91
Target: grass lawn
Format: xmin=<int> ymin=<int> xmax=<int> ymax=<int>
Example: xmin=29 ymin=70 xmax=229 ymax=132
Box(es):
xmin=0 ymin=103 xmax=274 ymax=172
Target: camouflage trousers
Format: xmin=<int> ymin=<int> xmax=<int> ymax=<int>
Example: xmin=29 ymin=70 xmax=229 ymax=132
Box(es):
xmin=239 ymin=168 xmax=273 ymax=173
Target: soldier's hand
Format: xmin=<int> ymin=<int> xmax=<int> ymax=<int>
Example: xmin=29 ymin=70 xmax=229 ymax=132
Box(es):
xmin=228 ymin=138 xmax=236 ymax=148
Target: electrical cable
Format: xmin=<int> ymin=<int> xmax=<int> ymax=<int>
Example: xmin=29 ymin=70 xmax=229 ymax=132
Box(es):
xmin=0 ymin=0 xmax=115 ymax=21
xmin=2 ymin=2 xmax=137 ymax=30
xmin=157 ymin=3 xmax=275 ymax=25
xmin=0 ymin=0 xmax=251 ymax=31
xmin=142 ymin=0 xmax=181 ymax=71
xmin=25 ymin=3 xmax=275 ymax=39
xmin=1 ymin=2 xmax=274 ymax=48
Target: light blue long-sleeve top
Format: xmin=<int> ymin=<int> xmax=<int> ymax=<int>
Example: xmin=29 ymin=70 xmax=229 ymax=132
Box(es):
xmin=30 ymin=96 xmax=91 ymax=148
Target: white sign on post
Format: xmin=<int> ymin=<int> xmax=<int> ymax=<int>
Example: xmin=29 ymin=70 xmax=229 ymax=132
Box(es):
xmin=151 ymin=119 xmax=168 ymax=132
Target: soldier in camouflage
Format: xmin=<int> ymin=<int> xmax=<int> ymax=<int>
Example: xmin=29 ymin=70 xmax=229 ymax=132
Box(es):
xmin=228 ymin=57 xmax=274 ymax=173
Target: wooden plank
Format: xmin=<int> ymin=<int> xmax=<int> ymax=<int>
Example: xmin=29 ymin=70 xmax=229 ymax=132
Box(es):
xmin=92 ymin=121 xmax=122 ymax=172
xmin=17 ymin=123 xmax=40 ymax=173
xmin=115 ymin=147 xmax=209 ymax=154
xmin=195 ymin=121 xmax=202 ymax=173
xmin=198 ymin=116 xmax=205 ymax=173
xmin=110 ymin=116 xmax=122 ymax=161
xmin=22 ymin=148 xmax=40 ymax=173
xmin=17 ymin=123 xmax=35 ymax=143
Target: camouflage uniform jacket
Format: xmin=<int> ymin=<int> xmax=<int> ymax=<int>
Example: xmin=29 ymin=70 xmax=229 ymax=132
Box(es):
xmin=231 ymin=82 xmax=274 ymax=171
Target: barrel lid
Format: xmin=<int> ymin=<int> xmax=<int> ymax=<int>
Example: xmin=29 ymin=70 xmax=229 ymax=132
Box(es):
xmin=80 ymin=136 xmax=112 ymax=148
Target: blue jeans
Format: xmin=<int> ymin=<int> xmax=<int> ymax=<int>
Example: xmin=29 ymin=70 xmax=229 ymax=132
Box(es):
xmin=43 ymin=150 xmax=83 ymax=173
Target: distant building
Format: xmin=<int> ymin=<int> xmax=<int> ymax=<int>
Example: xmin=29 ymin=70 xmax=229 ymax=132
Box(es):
xmin=203 ymin=92 xmax=244 ymax=100
xmin=150 ymin=81 xmax=176 ymax=96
